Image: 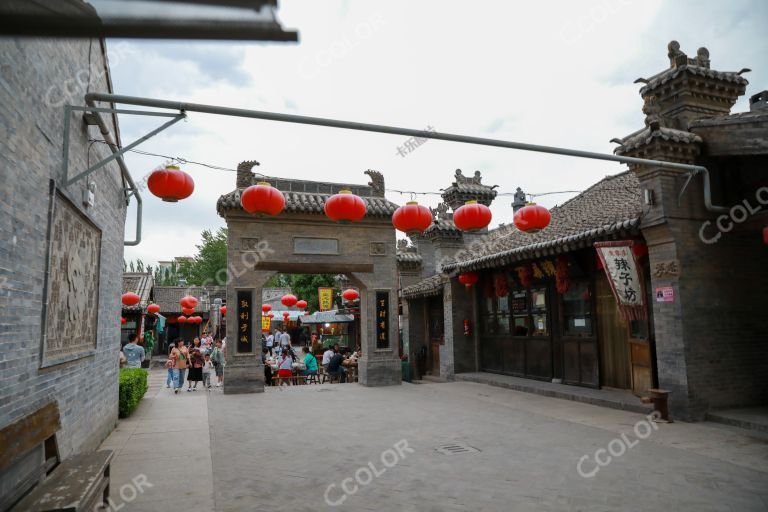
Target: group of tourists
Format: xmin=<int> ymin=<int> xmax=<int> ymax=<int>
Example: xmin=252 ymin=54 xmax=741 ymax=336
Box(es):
xmin=166 ymin=334 xmax=226 ymax=393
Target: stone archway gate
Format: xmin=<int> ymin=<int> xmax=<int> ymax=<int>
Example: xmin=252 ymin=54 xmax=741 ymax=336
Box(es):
xmin=216 ymin=164 xmax=402 ymax=393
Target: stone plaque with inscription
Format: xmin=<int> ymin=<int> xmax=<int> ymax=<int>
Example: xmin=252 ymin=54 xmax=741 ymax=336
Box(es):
xmin=293 ymin=237 xmax=339 ymax=255
xmin=43 ymin=192 xmax=101 ymax=366
xmin=369 ymin=242 xmax=386 ymax=256
xmin=240 ymin=237 xmax=260 ymax=251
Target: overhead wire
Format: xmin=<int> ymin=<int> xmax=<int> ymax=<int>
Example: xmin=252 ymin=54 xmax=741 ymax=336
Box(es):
xmin=89 ymin=139 xmax=637 ymax=201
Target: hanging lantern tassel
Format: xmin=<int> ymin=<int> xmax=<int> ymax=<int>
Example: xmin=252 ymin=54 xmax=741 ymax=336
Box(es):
xmin=763 ymin=226 xmax=768 ymax=245
xmin=555 ymin=256 xmax=571 ymax=294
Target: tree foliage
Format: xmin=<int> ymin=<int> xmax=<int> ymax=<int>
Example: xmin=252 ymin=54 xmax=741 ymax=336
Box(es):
xmin=266 ymin=274 xmax=337 ymax=312
xmin=177 ymin=228 xmax=228 ymax=286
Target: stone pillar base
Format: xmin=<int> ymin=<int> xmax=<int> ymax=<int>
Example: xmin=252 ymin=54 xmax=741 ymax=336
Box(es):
xmin=358 ymin=355 xmax=402 ymax=387
xmin=223 ymin=355 xmax=265 ymax=394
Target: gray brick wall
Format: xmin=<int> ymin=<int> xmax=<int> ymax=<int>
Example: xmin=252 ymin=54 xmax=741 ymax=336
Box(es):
xmin=0 ymin=36 xmax=126 ymax=470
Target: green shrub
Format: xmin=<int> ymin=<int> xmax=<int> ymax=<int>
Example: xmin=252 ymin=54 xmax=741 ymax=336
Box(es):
xmin=119 ymin=368 xmax=148 ymax=418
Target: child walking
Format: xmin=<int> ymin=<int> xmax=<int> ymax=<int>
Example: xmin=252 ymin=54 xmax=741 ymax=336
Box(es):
xmin=202 ymin=353 xmax=214 ymax=390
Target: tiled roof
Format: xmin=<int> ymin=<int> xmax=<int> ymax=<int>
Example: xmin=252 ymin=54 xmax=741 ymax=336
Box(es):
xmin=153 ymin=286 xmax=227 ymax=314
xmin=217 ymin=178 xmax=399 ymax=218
xmin=639 ymin=65 xmax=748 ymax=96
xmin=442 ymin=171 xmax=643 ymax=273
xmin=402 ymin=275 xmax=444 ymax=299
xmin=396 ymin=252 xmax=422 ymax=263
xmin=615 ymin=126 xmax=702 ymax=154
xmin=122 ymin=272 xmax=153 ymax=312
xmin=424 ymin=218 xmax=461 ymax=238
xmin=689 ymin=109 xmax=768 ymax=128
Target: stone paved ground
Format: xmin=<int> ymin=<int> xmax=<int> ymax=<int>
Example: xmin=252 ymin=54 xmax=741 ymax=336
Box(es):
xmin=102 ymin=369 xmax=768 ymax=511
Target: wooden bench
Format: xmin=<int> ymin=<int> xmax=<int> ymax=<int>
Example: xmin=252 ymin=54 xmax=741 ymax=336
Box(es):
xmin=2 ymin=401 xmax=113 ymax=512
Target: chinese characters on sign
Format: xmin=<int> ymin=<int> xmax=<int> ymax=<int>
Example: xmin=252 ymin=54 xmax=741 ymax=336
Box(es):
xmin=318 ymin=287 xmax=334 ymax=311
xmin=237 ymin=290 xmax=253 ymax=353
xmin=594 ymin=241 xmax=647 ymax=321
xmin=376 ymin=291 xmax=389 ymax=349
xmin=655 ymin=286 xmax=674 ymax=302
xmin=261 ymin=314 xmax=271 ymax=333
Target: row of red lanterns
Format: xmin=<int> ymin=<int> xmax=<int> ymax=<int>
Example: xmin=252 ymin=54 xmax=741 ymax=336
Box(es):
xmin=178 ymin=315 xmax=203 ymax=324
xmin=145 ymin=165 xmax=552 ymax=235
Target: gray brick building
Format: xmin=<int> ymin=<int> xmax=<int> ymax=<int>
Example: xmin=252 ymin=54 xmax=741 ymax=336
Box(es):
xmin=402 ymin=42 xmax=767 ymax=421
xmin=0 ymin=30 xmax=128 ymax=509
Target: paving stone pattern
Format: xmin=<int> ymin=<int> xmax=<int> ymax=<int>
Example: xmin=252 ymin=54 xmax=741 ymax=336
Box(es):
xmin=103 ymin=369 xmax=768 ymax=511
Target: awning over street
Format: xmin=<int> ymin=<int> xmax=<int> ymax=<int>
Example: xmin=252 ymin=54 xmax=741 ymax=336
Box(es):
xmin=299 ymin=311 xmax=355 ymax=325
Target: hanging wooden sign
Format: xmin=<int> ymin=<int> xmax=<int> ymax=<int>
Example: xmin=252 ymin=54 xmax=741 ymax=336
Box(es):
xmin=237 ymin=290 xmax=253 ymax=353
xmin=594 ymin=241 xmax=647 ymax=321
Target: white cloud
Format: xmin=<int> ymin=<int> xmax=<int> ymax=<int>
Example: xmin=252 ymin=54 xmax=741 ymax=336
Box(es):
xmin=116 ymin=0 xmax=768 ymax=265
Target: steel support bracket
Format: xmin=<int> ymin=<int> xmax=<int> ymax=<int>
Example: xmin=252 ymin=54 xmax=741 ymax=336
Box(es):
xmin=62 ymin=105 xmax=185 ymax=187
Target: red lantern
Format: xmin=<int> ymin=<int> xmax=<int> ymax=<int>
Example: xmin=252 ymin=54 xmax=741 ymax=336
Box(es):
xmin=180 ymin=296 xmax=198 ymax=309
xmin=262 ymin=304 xmax=272 ymax=313
xmin=324 ymin=189 xmax=366 ymax=223
xmin=147 ymin=303 xmax=160 ymax=314
xmin=182 ymin=307 xmax=195 ymax=316
xmin=296 ymin=300 xmax=308 ymax=309
xmin=268 ymin=313 xmax=275 ymax=319
xmin=458 ymin=272 xmax=479 ymax=290
xmin=178 ymin=316 xmax=188 ymax=324
xmin=240 ymin=181 xmax=286 ymax=215
xmin=147 ymin=164 xmax=194 ymax=202
xmin=281 ymin=294 xmax=298 ymax=307
xmin=453 ymin=201 xmax=492 ymax=231
xmin=392 ymin=202 xmax=433 ymax=234
xmin=220 ymin=306 xmax=227 ymax=317
xmin=513 ymin=204 xmax=551 ymax=233
xmin=342 ymin=288 xmax=359 ymax=301
xmin=120 ymin=317 xmax=127 ymax=325
xmin=122 ymin=292 xmax=140 ymax=306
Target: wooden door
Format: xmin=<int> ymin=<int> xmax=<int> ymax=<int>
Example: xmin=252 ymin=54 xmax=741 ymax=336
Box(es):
xmin=428 ymin=297 xmax=443 ymax=376
xmin=595 ymin=275 xmax=631 ymax=390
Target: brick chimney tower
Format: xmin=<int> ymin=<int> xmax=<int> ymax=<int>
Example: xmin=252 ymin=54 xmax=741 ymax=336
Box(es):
xmin=635 ymin=41 xmax=748 ymax=130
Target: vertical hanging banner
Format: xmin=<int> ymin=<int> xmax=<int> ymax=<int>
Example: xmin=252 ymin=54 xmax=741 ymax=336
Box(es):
xmin=237 ymin=290 xmax=253 ymax=353
xmin=261 ymin=315 xmax=271 ymax=333
xmin=594 ymin=241 xmax=647 ymax=321
xmin=318 ymin=287 xmax=334 ymax=311
xmin=376 ymin=291 xmax=389 ymax=349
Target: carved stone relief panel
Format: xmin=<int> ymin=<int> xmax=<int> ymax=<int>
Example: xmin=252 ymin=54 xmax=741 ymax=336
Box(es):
xmin=43 ymin=192 xmax=101 ymax=365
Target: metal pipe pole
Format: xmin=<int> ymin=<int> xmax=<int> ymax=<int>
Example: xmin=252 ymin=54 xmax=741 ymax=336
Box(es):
xmin=84 ymin=92 xmax=728 ymax=212
xmin=83 ymin=97 xmax=144 ymax=245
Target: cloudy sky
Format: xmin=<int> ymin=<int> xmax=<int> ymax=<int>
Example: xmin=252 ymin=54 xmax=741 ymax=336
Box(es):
xmin=110 ymin=0 xmax=767 ymax=266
